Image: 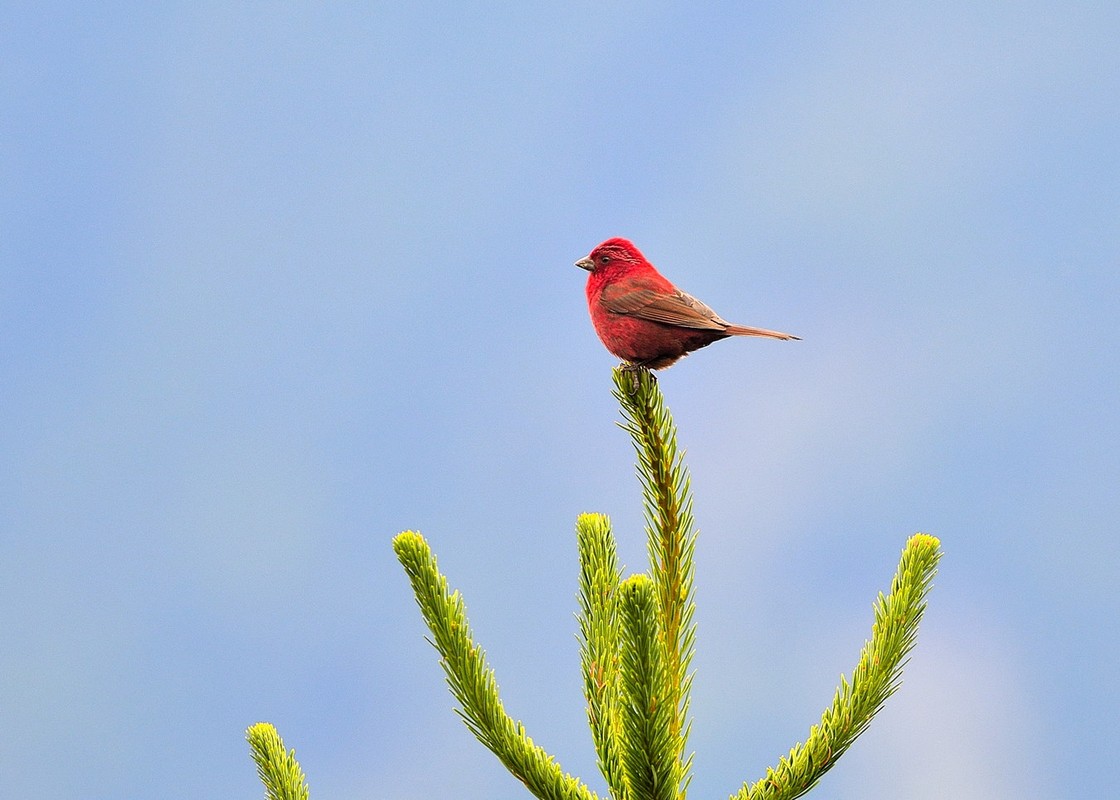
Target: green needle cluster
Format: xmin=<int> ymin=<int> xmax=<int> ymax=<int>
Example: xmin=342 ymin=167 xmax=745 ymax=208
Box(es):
xmin=248 ymin=367 xmax=942 ymax=800
xmin=246 ymin=723 xmax=309 ymax=800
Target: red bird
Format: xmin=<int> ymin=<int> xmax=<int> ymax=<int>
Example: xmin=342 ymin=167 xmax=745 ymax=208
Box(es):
xmin=576 ymin=238 xmax=799 ymax=369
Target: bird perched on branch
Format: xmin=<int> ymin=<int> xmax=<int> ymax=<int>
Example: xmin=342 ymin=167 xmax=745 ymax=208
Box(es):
xmin=576 ymin=238 xmax=799 ymax=369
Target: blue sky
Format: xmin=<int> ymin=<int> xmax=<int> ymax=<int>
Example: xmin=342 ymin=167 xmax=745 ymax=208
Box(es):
xmin=3 ymin=3 xmax=1118 ymax=798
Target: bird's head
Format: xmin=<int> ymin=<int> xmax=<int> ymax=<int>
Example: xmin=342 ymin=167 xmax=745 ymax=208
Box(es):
xmin=575 ymin=238 xmax=645 ymax=273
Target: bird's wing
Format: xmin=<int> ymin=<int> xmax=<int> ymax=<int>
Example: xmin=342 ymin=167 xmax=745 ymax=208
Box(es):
xmin=600 ymin=284 xmax=729 ymax=331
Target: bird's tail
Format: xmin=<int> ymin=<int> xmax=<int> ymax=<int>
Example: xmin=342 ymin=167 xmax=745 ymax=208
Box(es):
xmin=725 ymin=324 xmax=801 ymax=341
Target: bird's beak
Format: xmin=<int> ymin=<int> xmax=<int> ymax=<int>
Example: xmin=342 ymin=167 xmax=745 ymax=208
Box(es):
xmin=575 ymin=257 xmax=594 ymax=271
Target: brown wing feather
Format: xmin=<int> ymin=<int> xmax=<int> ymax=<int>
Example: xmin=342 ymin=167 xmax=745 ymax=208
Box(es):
xmin=599 ymin=286 xmax=660 ymax=315
xmin=600 ymin=285 xmax=730 ymax=331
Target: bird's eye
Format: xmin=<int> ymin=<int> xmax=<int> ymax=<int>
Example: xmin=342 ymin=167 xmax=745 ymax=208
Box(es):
xmin=599 ymin=255 xmax=611 ymax=264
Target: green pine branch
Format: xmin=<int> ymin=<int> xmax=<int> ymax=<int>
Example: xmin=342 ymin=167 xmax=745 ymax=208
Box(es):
xmin=617 ymin=574 xmax=680 ymax=800
xmin=732 ymin=532 xmax=941 ymax=800
xmin=612 ymin=367 xmax=697 ymax=798
xmin=576 ymin=512 xmax=628 ymax=800
xmin=246 ymin=722 xmax=310 ymax=800
xmin=252 ymin=364 xmax=942 ymax=800
xmin=392 ymin=531 xmax=599 ymax=800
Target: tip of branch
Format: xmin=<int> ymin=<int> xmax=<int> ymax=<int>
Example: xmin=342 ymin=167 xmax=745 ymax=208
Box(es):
xmin=612 ymin=365 xmax=657 ymax=399
xmin=576 ymin=512 xmax=610 ymax=527
xmin=393 ymin=530 xmax=430 ymax=560
xmin=246 ymin=722 xmax=277 ymax=740
xmin=907 ymin=532 xmax=941 ymax=549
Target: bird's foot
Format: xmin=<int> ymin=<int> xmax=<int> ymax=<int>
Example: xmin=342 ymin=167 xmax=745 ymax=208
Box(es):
xmin=618 ymin=361 xmax=655 ymax=391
